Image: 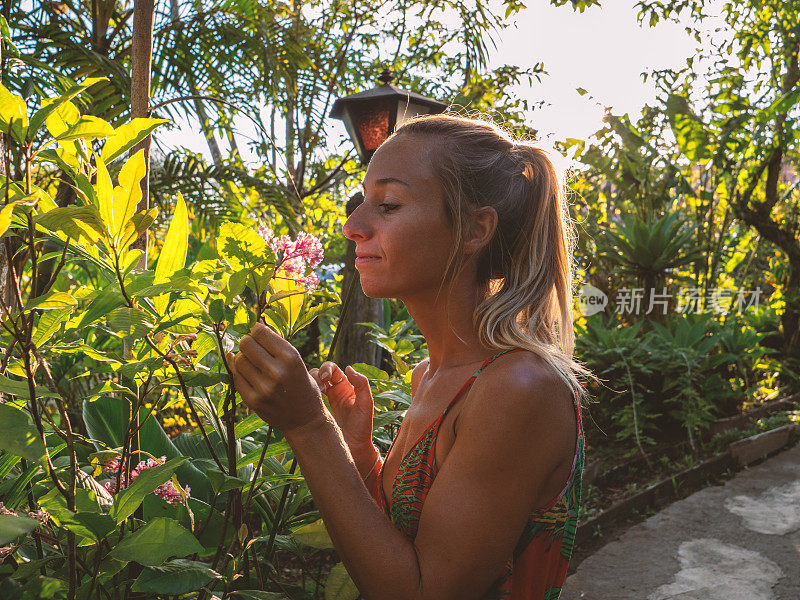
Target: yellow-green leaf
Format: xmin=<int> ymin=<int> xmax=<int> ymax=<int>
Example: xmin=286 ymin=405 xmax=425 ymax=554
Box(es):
xmin=57 ymin=115 xmax=115 ymax=142
xmin=153 ymin=194 xmax=188 ymax=313
xmin=324 ymin=562 xmax=359 ymax=600
xmin=29 ymin=76 xmax=106 ymax=137
xmin=271 ymin=276 xmax=305 ymax=331
xmin=111 ymin=150 xmax=145 ymax=239
xmin=291 ymin=519 xmax=333 ymax=550
xmin=0 ymin=83 xmax=28 ymax=142
xmin=0 ymin=202 xmax=16 ymax=238
xmin=95 ymin=156 xmax=113 ymax=234
xmin=26 ymin=291 xmax=77 ymax=311
xmin=42 ymin=98 xmax=80 ymax=139
xmin=101 ymin=118 xmax=169 ymax=163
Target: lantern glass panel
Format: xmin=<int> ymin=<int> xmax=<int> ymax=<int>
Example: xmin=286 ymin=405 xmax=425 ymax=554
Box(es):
xmin=352 ymin=97 xmax=395 ymax=152
xmin=395 ymin=100 xmax=433 ymax=129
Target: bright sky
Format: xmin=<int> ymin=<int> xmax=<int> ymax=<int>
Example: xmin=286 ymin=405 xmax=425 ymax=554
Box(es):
xmin=498 ymin=0 xmax=698 ymax=143
xmin=157 ymin=0 xmax=701 ymax=161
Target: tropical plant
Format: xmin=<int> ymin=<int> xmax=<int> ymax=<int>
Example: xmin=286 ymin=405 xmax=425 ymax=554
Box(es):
xmin=0 ymin=81 xmax=339 ymax=599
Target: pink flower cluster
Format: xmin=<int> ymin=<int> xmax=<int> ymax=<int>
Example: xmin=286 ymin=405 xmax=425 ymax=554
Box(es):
xmin=103 ymin=456 xmax=190 ymax=506
xmin=259 ymin=227 xmax=324 ymax=291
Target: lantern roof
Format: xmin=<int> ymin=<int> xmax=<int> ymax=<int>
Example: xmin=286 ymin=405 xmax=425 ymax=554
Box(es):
xmin=330 ymin=70 xmax=447 ymax=120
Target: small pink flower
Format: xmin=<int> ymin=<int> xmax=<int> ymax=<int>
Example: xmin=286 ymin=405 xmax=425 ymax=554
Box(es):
xmin=0 ymin=503 xmax=17 ymax=517
xmin=27 ymin=509 xmax=50 ymax=526
xmin=259 ymin=227 xmax=324 ymax=292
xmin=102 ymin=456 xmax=190 ymax=505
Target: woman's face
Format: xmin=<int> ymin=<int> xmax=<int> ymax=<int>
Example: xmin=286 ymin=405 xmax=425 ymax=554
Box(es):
xmin=343 ymin=134 xmax=456 ymax=300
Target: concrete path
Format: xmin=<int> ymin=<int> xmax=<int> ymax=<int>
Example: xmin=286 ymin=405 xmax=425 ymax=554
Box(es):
xmin=562 ymin=443 xmax=800 ymax=600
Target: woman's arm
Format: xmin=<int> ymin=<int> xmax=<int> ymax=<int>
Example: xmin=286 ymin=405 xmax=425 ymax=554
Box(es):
xmin=233 ymin=325 xmax=576 ymax=600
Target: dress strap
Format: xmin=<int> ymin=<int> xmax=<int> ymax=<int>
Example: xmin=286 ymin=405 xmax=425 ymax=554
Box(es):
xmin=442 ymin=348 xmax=525 ymax=416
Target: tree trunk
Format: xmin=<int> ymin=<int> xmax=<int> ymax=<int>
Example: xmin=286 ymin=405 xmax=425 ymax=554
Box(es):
xmin=130 ymin=0 xmax=155 ymax=268
xmin=333 ymin=194 xmax=383 ymax=369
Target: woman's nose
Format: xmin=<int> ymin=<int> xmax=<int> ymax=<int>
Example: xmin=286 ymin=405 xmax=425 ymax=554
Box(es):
xmin=342 ymin=200 xmax=370 ymax=242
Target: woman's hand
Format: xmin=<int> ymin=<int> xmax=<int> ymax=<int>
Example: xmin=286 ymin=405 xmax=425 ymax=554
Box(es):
xmin=309 ymin=362 xmax=376 ymax=461
xmin=227 ymin=322 xmax=326 ymax=435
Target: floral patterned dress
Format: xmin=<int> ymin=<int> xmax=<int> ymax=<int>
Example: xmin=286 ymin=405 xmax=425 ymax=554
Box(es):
xmin=367 ymin=348 xmax=585 ymax=600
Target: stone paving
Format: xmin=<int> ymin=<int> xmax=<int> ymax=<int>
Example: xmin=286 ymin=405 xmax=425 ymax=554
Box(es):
xmin=561 ymin=443 xmax=800 ymax=600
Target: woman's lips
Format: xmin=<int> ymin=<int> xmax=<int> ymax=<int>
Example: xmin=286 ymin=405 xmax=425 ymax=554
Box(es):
xmin=355 ymin=256 xmax=381 ymax=266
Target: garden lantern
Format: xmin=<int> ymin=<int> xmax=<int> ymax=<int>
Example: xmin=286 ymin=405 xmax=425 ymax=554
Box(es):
xmin=330 ymin=69 xmax=448 ymax=165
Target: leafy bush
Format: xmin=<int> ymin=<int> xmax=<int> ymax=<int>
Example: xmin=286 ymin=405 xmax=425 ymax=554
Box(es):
xmin=0 ymin=80 xmax=344 ymax=599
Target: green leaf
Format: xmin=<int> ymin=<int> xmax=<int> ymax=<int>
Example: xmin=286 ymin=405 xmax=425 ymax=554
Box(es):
xmin=0 ymin=197 xmax=38 ymax=238
xmin=95 ymin=156 xmax=113 ymax=232
xmin=109 ymin=518 xmax=203 ymax=566
xmin=154 ymin=193 xmax=188 ymax=314
xmin=324 ymin=561 xmax=359 ymax=600
xmin=65 ymin=512 xmax=116 ymax=542
xmin=0 ymin=202 xmax=15 ymax=238
xmin=233 ymin=414 xmax=267 ymax=439
xmin=25 ymin=291 xmax=77 ymax=312
xmin=236 ymin=441 xmax=290 ymax=469
xmin=76 ymin=287 xmax=125 ymax=329
xmin=0 ymin=83 xmax=28 ymax=142
xmin=292 ymin=519 xmax=334 ymax=550
xmin=0 ymin=404 xmax=45 ymax=461
xmin=31 ymin=307 xmax=73 ymax=347
xmin=111 ymin=150 xmax=145 ymax=239
xmin=56 ymin=115 xmax=115 ymax=142
xmin=107 ymin=306 xmax=153 ymax=340
xmin=206 ymin=469 xmax=248 ymax=494
xmin=0 ymin=514 xmax=40 ymax=545
xmin=111 ymin=457 xmax=188 ymax=523
xmin=28 ymin=77 xmax=106 ymax=138
xmin=130 ymin=559 xmax=220 ymax=594
xmin=667 ymin=94 xmax=712 ymax=162
xmin=82 ymin=397 xmax=211 ymax=501
xmin=36 ymin=205 xmax=106 ymax=244
xmin=0 ymin=372 xmax=61 ymax=400
xmin=101 ymin=118 xmax=169 ymax=163
xmin=232 ymin=592 xmax=292 ymax=600
xmin=217 ymin=221 xmax=275 ymax=274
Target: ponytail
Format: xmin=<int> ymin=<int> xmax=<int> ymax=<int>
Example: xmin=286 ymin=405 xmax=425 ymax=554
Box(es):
xmin=391 ymin=114 xmax=595 ymax=408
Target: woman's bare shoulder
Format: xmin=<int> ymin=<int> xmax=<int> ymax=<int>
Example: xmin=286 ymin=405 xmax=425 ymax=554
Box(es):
xmin=461 ymin=349 xmax=576 ymax=453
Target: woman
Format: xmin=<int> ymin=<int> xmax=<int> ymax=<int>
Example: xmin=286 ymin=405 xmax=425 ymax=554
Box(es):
xmin=229 ymin=114 xmax=592 ymax=600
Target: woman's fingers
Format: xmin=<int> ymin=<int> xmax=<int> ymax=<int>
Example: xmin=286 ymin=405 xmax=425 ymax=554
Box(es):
xmin=345 ymin=365 xmax=373 ymax=409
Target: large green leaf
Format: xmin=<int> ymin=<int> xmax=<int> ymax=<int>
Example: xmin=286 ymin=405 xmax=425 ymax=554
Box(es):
xmin=0 ymin=372 xmax=61 ymax=400
xmin=216 ymin=221 xmax=275 ymax=277
xmin=109 ymin=518 xmax=203 ymax=566
xmin=101 ymin=118 xmax=169 ymax=163
xmin=82 ymin=397 xmax=211 ymax=500
xmin=0 ymin=514 xmax=40 ymax=545
xmin=76 ymin=287 xmax=125 ymax=329
xmin=111 ymin=456 xmax=187 ymax=523
xmin=0 ymin=404 xmax=45 ymax=461
xmin=106 ymin=306 xmax=153 ymax=340
xmin=36 ymin=205 xmax=106 ymax=243
xmin=31 ymin=306 xmax=74 ymax=347
xmin=130 ymin=559 xmax=220 ymax=594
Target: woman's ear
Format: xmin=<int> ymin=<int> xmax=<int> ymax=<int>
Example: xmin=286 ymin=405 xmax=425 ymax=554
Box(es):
xmin=463 ymin=206 xmax=498 ymax=255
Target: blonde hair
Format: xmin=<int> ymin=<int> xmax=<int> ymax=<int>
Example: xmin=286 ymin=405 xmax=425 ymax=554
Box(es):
xmin=391 ymin=114 xmax=595 ymax=408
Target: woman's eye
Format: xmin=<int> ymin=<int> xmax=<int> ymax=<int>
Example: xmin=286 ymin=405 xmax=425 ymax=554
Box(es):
xmin=378 ymin=203 xmax=400 ymax=213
